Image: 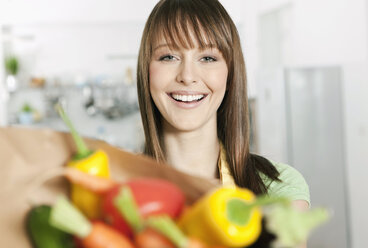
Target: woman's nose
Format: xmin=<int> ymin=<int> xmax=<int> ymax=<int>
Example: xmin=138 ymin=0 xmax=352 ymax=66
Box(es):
xmin=176 ymin=60 xmax=198 ymax=85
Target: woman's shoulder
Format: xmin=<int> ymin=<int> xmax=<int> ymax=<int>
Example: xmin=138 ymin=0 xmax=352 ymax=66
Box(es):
xmin=261 ymin=160 xmax=310 ymax=205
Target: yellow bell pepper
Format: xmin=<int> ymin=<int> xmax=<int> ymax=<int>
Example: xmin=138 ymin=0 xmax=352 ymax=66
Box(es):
xmin=57 ymin=105 xmax=110 ymax=219
xmin=67 ymin=149 xmax=109 ymax=219
xmin=178 ymin=186 xmax=262 ymax=247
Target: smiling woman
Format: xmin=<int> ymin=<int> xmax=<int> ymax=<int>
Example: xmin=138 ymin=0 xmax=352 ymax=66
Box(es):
xmin=137 ymin=1 xmax=310 ymax=246
xmin=149 ymin=41 xmax=228 ymax=133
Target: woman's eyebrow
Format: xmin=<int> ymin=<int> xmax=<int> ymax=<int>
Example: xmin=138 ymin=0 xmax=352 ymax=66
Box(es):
xmin=153 ymin=43 xmax=218 ymax=52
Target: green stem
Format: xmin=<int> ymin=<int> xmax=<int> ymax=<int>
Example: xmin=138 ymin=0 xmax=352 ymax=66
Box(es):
xmin=146 ymin=215 xmax=188 ymax=248
xmin=113 ymin=187 xmax=144 ymax=233
xmin=56 ymin=104 xmax=92 ymax=159
xmin=49 ymin=196 xmax=91 ymax=238
xmin=226 ymin=195 xmax=290 ymax=226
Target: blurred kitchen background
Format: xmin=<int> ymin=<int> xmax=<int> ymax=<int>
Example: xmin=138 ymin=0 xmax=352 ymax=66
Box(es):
xmin=0 ymin=0 xmax=367 ymax=247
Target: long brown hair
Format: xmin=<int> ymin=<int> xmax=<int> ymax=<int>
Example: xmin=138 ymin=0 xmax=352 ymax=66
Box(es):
xmin=137 ymin=0 xmax=279 ymax=195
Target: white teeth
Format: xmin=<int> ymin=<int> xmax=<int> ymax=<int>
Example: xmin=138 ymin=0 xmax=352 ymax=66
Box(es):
xmin=172 ymin=94 xmax=204 ymax=102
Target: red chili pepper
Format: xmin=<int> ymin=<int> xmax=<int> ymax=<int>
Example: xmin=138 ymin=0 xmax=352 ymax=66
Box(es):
xmin=102 ymin=178 xmax=185 ymax=238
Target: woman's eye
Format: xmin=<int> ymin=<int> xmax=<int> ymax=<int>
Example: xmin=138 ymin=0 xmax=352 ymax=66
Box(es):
xmin=159 ymin=55 xmax=176 ymax=61
xmin=200 ymin=56 xmax=217 ymax=62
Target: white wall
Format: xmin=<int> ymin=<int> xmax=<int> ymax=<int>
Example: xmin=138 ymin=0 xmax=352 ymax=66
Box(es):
xmin=6 ymin=22 xmax=144 ymax=85
xmin=237 ymin=0 xmax=261 ymax=98
xmin=0 ymin=0 xmax=158 ymax=23
xmin=0 ymin=0 xmax=246 ymax=23
xmin=291 ymin=0 xmax=367 ymax=66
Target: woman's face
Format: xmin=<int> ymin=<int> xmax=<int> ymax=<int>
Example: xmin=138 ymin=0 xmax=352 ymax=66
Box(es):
xmin=149 ymin=37 xmax=228 ymax=132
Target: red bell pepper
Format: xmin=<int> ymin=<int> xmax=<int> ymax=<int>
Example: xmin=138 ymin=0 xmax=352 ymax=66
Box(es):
xmin=102 ymin=178 xmax=185 ymax=238
xmin=113 ymin=186 xmax=176 ymax=248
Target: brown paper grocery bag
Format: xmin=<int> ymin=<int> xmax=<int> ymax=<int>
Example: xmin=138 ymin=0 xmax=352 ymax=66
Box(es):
xmin=0 ymin=127 xmax=218 ymax=247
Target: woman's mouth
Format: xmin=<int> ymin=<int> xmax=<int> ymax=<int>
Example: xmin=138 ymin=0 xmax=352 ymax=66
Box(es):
xmin=166 ymin=91 xmax=208 ymax=109
xmin=169 ymin=93 xmax=206 ymax=103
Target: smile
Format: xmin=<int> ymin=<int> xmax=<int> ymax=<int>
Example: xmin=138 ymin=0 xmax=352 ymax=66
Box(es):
xmin=170 ymin=94 xmax=205 ymax=102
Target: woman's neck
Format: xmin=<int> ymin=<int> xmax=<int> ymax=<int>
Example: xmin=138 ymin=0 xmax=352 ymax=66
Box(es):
xmin=162 ymin=120 xmax=220 ymax=179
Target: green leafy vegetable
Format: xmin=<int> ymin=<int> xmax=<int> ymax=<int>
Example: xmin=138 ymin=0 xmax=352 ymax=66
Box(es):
xmin=264 ymin=204 xmax=330 ymax=247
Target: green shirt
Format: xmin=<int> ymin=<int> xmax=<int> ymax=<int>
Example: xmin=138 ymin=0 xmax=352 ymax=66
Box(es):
xmin=218 ymin=144 xmax=310 ymax=205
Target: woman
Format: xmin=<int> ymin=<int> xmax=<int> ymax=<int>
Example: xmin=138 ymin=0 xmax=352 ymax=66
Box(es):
xmin=137 ymin=0 xmax=309 ymax=212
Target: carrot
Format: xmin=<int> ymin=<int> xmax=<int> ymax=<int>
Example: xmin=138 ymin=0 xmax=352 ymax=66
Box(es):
xmin=135 ymin=228 xmax=175 ymax=248
xmin=186 ymin=238 xmax=209 ymax=248
xmin=82 ymin=221 xmax=135 ymax=248
xmin=64 ymin=167 xmax=117 ymax=193
xmin=49 ymin=197 xmax=135 ymax=248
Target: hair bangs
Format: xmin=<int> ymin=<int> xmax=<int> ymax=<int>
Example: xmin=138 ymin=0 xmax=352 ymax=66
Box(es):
xmin=149 ymin=1 xmax=232 ymax=62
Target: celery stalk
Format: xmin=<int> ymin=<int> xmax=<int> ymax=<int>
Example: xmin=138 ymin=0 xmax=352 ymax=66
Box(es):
xmin=146 ymin=215 xmax=188 ymax=248
xmin=113 ymin=187 xmax=144 ymax=232
xmin=49 ymin=196 xmax=91 ymax=238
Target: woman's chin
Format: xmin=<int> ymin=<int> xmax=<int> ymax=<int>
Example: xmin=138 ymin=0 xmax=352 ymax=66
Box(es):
xmin=165 ymin=119 xmax=206 ymax=133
